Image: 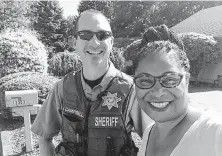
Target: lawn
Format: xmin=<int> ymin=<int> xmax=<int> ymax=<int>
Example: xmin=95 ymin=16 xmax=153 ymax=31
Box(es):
xmin=1 ymin=84 xmax=222 ymax=156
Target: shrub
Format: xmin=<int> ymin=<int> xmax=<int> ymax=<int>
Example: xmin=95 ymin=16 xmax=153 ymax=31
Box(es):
xmin=110 ymin=47 xmax=125 ymax=71
xmin=121 ymin=39 xmax=142 ymax=75
xmin=48 ymin=48 xmax=126 ymax=76
xmin=0 ymin=29 xmax=48 ymax=78
xmin=114 ymin=37 xmax=141 ymax=49
xmin=0 ymin=72 xmax=41 ymax=87
xmin=179 ymin=33 xmax=222 ymax=81
xmin=123 ymin=39 xmax=142 ymax=62
xmin=48 ymin=51 xmax=82 ymax=77
xmin=0 ymin=72 xmax=59 ymax=119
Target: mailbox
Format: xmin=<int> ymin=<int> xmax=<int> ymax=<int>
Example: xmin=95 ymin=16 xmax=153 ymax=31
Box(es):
xmin=5 ymin=90 xmax=38 ymax=108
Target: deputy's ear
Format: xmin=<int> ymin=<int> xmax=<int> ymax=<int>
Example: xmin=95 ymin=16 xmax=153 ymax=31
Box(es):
xmin=185 ymin=73 xmax=190 ymax=85
xmin=110 ymin=36 xmax=114 ymax=46
xmin=73 ymin=37 xmax=77 ymax=47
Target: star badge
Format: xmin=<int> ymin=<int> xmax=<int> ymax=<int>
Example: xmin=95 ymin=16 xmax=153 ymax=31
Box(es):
xmin=102 ymin=92 xmax=121 ymax=110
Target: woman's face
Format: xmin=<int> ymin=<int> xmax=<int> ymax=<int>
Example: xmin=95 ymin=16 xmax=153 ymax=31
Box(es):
xmin=134 ymin=50 xmax=189 ymax=123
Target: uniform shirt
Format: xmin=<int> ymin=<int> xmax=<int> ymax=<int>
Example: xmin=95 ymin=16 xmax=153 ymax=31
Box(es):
xmin=138 ymin=109 xmax=222 ymax=156
xmin=31 ymin=62 xmax=152 ymax=139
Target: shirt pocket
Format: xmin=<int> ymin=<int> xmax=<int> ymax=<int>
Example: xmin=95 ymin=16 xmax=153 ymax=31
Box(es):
xmin=61 ymin=105 xmax=85 ymax=134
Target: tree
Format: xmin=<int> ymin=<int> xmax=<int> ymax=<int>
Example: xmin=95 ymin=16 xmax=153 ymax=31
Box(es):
xmin=66 ymin=15 xmax=78 ymax=37
xmin=77 ymin=0 xmax=114 ymax=20
xmin=155 ymin=1 xmax=222 ymax=28
xmin=111 ymin=1 xmax=155 ymax=38
xmin=31 ymin=1 xmax=69 ymax=58
xmin=0 ymin=1 xmax=35 ymax=32
xmin=111 ymin=1 xmax=222 ymax=38
xmin=78 ymin=1 xmax=222 ymax=38
xmin=180 ymin=33 xmax=222 ymax=83
xmin=48 ymin=51 xmax=82 ymax=77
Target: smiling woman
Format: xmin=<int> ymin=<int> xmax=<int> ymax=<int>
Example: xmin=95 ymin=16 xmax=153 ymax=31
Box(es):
xmin=126 ymin=24 xmax=222 ymax=156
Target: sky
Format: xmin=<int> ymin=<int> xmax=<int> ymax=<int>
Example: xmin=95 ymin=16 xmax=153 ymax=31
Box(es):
xmin=59 ymin=0 xmax=81 ymax=17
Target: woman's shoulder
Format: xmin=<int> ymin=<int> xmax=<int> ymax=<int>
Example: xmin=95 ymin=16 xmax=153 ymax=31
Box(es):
xmin=201 ymin=109 xmax=222 ymax=125
xmin=193 ymin=109 xmax=222 ymax=137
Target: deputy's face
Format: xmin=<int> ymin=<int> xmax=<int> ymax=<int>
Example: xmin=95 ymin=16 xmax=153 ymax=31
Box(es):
xmin=75 ymin=12 xmax=113 ymax=67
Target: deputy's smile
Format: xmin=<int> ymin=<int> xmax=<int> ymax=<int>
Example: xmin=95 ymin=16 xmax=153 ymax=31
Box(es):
xmin=86 ymin=50 xmax=104 ymax=55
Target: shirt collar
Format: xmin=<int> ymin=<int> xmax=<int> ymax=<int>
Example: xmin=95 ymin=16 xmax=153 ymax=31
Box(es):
xmin=81 ymin=61 xmax=119 ymax=91
xmin=100 ymin=61 xmax=119 ymax=88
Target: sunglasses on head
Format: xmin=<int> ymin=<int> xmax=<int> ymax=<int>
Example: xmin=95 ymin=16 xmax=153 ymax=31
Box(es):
xmin=77 ymin=30 xmax=113 ymax=41
xmin=133 ymin=72 xmax=183 ymax=89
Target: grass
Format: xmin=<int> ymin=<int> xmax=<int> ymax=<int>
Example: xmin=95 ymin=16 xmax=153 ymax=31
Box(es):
xmin=1 ymin=84 xmax=222 ymax=156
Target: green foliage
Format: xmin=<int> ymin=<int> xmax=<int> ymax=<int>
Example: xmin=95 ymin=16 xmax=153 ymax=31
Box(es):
xmin=0 ymin=29 xmax=48 ymax=78
xmin=123 ymin=39 xmax=142 ymax=61
xmin=114 ymin=37 xmax=141 ymax=49
xmin=48 ymin=51 xmax=82 ymax=77
xmin=0 ymin=72 xmax=59 ymax=119
xmin=77 ymin=1 xmax=222 ymax=38
xmin=111 ymin=1 xmax=154 ymax=38
xmin=160 ymin=1 xmax=222 ymax=28
xmin=66 ymin=15 xmax=78 ymax=37
xmin=0 ymin=1 xmax=36 ymax=32
xmin=31 ymin=1 xmax=69 ymax=57
xmin=0 ymin=72 xmax=42 ymax=87
xmin=180 ymin=33 xmax=222 ymax=80
xmin=48 ymin=48 xmax=126 ymax=76
xmin=77 ymin=1 xmax=114 ymax=20
xmin=110 ymin=47 xmax=125 ymax=71
xmin=111 ymin=1 xmax=222 ymax=38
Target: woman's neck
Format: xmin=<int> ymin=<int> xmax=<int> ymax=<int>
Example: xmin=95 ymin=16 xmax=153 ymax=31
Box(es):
xmin=153 ymin=107 xmax=202 ymax=141
xmin=153 ymin=109 xmax=188 ymax=141
xmin=82 ymin=61 xmax=109 ymax=80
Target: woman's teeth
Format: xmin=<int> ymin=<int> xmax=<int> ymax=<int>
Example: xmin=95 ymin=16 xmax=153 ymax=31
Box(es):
xmin=150 ymin=102 xmax=170 ymax=109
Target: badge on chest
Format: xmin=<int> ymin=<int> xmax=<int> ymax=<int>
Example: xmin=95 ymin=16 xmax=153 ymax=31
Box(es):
xmin=102 ymin=92 xmax=121 ymax=110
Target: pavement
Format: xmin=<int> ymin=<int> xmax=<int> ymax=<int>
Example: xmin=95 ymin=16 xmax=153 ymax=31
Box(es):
xmin=189 ymin=90 xmax=222 ymax=112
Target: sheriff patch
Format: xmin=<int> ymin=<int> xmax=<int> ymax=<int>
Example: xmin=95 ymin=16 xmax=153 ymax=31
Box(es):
xmin=63 ymin=106 xmax=84 ymax=119
xmin=95 ymin=116 xmax=119 ymax=127
xmin=102 ymin=92 xmax=121 ymax=110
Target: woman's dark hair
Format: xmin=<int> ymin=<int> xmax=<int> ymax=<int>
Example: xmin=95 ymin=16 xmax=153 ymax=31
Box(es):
xmin=131 ymin=24 xmax=190 ymax=73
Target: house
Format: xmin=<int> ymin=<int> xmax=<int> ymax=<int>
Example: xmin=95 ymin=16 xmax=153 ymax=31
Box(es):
xmin=171 ymin=5 xmax=222 ymax=83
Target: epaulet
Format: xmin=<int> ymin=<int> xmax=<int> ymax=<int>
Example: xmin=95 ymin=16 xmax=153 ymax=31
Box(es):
xmin=63 ymin=70 xmax=80 ymax=81
xmin=116 ymin=70 xmax=134 ymax=85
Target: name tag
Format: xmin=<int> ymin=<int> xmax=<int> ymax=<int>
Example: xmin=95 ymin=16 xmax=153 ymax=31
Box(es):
xmin=63 ymin=106 xmax=84 ymax=119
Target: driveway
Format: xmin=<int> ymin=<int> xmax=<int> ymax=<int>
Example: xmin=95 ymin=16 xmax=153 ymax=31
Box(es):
xmin=189 ymin=87 xmax=222 ymax=112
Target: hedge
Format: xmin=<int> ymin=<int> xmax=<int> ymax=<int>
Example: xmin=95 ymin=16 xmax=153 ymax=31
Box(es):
xmin=110 ymin=47 xmax=125 ymax=71
xmin=114 ymin=37 xmax=141 ymax=49
xmin=48 ymin=51 xmax=82 ymax=77
xmin=179 ymin=33 xmax=220 ymax=62
xmin=0 ymin=72 xmax=42 ymax=87
xmin=0 ymin=72 xmax=59 ymax=119
xmin=48 ymin=47 xmax=126 ymax=77
xmin=179 ymin=32 xmax=221 ymax=80
xmin=123 ymin=39 xmax=142 ymax=62
xmin=0 ymin=29 xmax=48 ymax=78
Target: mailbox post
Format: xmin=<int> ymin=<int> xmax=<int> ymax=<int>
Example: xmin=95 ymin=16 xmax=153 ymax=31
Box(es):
xmin=0 ymin=113 xmax=3 ymax=156
xmin=5 ymin=90 xmax=41 ymax=152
